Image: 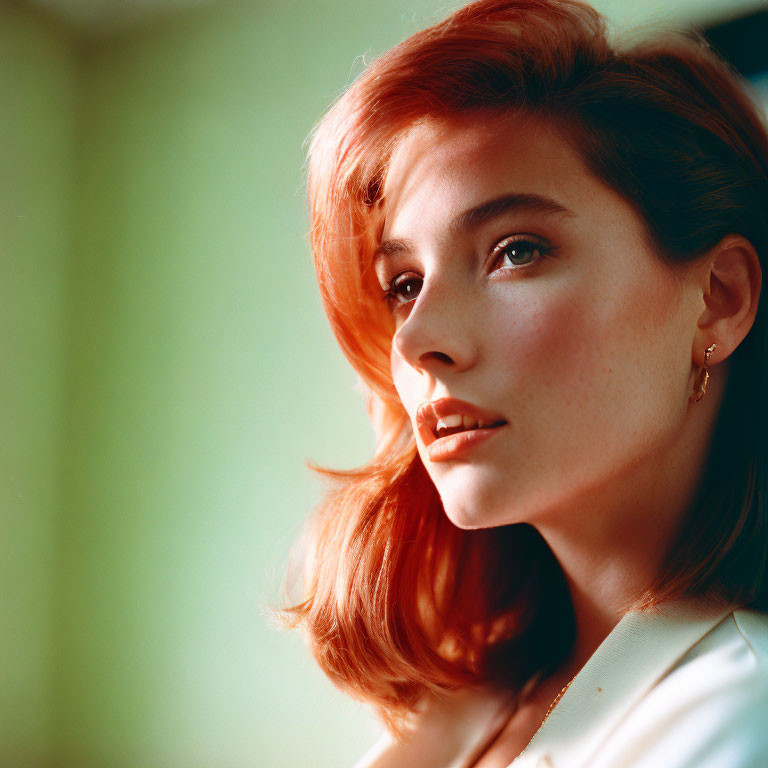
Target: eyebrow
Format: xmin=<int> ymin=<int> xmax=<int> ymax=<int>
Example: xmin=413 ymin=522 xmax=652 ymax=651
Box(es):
xmin=373 ymin=192 xmax=576 ymax=263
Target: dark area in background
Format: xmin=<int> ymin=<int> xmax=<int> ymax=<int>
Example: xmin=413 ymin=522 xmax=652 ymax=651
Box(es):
xmin=701 ymin=7 xmax=768 ymax=78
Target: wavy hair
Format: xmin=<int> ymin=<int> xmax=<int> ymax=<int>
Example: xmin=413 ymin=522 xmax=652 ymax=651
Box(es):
xmin=281 ymin=0 xmax=768 ymax=734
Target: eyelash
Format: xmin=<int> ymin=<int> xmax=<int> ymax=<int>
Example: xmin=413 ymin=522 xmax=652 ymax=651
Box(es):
xmin=381 ymin=235 xmax=552 ymax=309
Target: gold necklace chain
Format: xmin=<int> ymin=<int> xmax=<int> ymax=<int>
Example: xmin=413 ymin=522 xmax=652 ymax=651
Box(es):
xmin=514 ymin=676 xmax=576 ymax=761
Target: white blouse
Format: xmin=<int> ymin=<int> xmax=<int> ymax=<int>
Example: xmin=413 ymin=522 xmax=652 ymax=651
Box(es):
xmin=353 ymin=598 xmax=768 ymax=768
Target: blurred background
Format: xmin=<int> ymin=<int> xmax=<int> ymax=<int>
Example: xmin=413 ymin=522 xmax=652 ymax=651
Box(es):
xmin=3 ymin=0 xmax=767 ymax=766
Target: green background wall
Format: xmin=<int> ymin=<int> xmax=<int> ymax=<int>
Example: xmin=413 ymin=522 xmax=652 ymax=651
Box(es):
xmin=3 ymin=0 xmax=765 ymax=766
xmin=1 ymin=5 xmax=75 ymax=767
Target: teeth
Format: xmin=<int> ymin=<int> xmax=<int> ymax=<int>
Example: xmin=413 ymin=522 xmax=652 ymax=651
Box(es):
xmin=434 ymin=413 xmax=486 ymax=435
xmin=436 ymin=414 xmax=463 ymax=431
xmin=434 ymin=413 xmax=503 ymax=437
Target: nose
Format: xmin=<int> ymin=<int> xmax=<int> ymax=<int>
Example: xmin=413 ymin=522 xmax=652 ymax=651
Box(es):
xmin=391 ymin=281 xmax=480 ymax=374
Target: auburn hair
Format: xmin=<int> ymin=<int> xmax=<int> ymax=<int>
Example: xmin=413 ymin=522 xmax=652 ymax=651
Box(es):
xmin=282 ymin=0 xmax=768 ymax=735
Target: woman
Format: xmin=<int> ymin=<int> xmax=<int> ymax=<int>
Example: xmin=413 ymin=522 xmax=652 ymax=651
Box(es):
xmin=282 ymin=0 xmax=768 ymax=765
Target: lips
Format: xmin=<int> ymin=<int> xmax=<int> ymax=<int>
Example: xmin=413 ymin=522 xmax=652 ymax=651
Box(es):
xmin=416 ymin=397 xmax=507 ymax=447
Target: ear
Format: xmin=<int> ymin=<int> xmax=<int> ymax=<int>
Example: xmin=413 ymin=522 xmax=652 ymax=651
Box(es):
xmin=693 ymin=234 xmax=762 ymax=365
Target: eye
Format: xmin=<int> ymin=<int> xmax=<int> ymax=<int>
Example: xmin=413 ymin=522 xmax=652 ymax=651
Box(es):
xmin=382 ymin=271 xmax=422 ymax=308
xmin=491 ymin=235 xmax=550 ymax=271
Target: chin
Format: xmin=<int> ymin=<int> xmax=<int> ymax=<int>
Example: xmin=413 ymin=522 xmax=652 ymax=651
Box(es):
xmin=442 ymin=505 xmax=482 ymax=530
xmin=429 ymin=466 xmax=513 ymax=529
xmin=433 ymin=469 xmax=545 ymax=530
xmin=439 ymin=493 xmax=511 ymax=530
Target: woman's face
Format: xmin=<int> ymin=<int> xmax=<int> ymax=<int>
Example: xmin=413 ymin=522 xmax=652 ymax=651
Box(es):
xmin=376 ymin=112 xmax=704 ymax=530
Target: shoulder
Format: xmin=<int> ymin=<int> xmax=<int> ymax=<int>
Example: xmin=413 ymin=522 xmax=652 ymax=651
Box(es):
xmin=593 ymin=608 xmax=768 ymax=768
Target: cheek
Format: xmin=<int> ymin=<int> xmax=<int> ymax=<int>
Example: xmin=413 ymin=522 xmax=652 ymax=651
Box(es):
xmin=489 ymin=288 xmax=591 ymax=404
xmin=491 ymin=271 xmax=687 ymax=437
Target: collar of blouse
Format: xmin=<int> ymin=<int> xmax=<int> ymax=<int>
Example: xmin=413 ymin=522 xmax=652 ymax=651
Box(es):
xmin=354 ymin=597 xmax=735 ymax=768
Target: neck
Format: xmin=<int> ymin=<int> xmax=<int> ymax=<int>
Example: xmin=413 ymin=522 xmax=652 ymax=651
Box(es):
xmin=534 ymin=365 xmax=728 ymax=675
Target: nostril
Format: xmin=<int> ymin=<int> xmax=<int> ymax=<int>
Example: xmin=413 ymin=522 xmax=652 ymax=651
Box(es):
xmin=420 ymin=351 xmax=454 ymax=365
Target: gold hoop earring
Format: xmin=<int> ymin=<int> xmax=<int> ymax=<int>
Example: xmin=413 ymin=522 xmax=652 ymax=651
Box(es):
xmin=694 ymin=343 xmax=717 ymax=403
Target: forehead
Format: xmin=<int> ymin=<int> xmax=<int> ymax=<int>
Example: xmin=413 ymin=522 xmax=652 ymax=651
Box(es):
xmin=380 ymin=111 xmax=628 ymax=240
xmin=386 ymin=111 xmax=561 ymax=184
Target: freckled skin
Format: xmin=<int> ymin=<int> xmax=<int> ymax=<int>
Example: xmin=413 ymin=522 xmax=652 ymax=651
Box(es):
xmin=378 ymin=113 xmax=704 ymax=530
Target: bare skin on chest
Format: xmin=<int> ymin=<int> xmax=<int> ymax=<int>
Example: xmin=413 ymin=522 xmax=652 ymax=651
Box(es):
xmin=471 ymin=671 xmax=577 ymax=768
xmin=470 ymin=703 xmax=548 ymax=767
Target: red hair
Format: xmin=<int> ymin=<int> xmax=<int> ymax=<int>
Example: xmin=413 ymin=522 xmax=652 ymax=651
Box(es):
xmin=282 ymin=0 xmax=768 ymax=734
